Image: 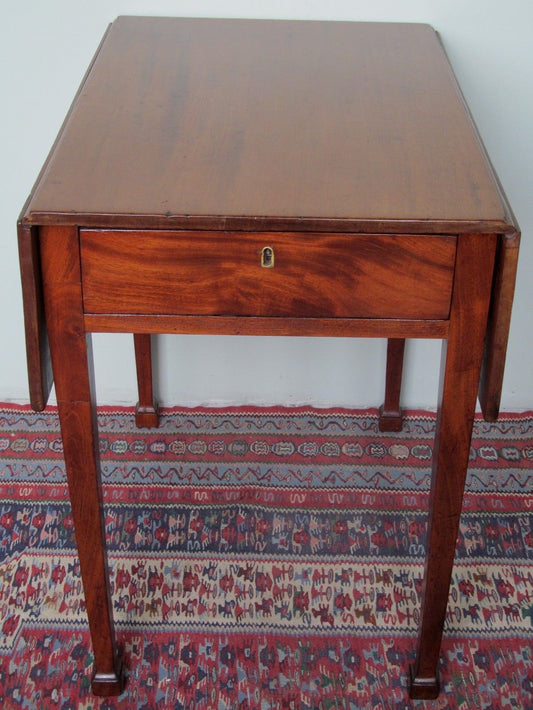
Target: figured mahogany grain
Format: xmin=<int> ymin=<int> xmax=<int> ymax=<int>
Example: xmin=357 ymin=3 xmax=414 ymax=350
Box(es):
xmin=80 ymin=230 xmax=456 ymax=319
xmin=18 ymin=17 xmax=519 ymax=417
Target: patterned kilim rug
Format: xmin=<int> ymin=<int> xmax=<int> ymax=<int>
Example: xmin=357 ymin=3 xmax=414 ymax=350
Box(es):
xmin=0 ymin=404 xmax=532 ymax=710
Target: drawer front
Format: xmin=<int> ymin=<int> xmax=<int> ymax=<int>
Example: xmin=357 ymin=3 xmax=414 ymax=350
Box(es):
xmin=80 ymin=230 xmax=456 ymax=319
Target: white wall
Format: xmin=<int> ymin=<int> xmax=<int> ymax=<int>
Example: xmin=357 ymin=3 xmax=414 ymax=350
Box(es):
xmin=2 ymin=1 xmax=532 ymax=410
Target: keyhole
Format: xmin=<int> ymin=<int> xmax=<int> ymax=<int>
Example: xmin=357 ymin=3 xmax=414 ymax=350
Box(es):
xmin=261 ymin=246 xmax=274 ymax=268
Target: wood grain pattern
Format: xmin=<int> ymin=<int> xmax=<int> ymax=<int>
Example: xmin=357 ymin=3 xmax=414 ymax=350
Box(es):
xmin=21 ymin=18 xmax=513 ymax=235
xmin=410 ymin=233 xmax=497 ymax=699
xmin=84 ymin=314 xmax=450 ymax=339
xmin=18 ymin=16 xmax=519 ymax=428
xmin=39 ymin=225 xmax=124 ymax=696
xmin=479 ymin=232 xmax=521 ymax=420
xmin=17 ymin=223 xmax=53 ymax=410
xmin=80 ymin=230 xmax=456 ymax=319
xmin=16 ymin=18 xmax=520 ymax=701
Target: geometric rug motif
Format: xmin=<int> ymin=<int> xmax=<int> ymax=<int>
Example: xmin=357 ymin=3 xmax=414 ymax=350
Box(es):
xmin=0 ymin=404 xmax=532 ymax=710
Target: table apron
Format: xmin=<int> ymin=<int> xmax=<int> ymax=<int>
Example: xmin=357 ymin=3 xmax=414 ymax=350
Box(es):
xmin=83 ymin=313 xmax=449 ymax=339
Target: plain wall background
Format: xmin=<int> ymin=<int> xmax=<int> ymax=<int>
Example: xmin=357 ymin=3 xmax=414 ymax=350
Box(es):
xmin=2 ymin=1 xmax=531 ymax=410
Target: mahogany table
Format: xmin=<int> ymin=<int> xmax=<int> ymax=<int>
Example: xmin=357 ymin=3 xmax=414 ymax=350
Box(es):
xmin=18 ymin=17 xmax=520 ymax=699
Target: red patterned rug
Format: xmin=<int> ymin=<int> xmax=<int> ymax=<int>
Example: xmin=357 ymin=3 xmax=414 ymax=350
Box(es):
xmin=0 ymin=404 xmax=532 ymax=709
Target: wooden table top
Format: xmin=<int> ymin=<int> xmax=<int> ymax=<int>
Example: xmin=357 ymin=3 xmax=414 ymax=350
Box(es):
xmin=22 ymin=16 xmax=516 ymax=234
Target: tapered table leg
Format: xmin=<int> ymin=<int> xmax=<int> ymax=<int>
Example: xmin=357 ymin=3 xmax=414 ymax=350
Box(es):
xmin=40 ymin=226 xmax=125 ymax=696
xmin=379 ymin=338 xmax=405 ymax=431
xmin=409 ymin=233 xmax=497 ymax=699
xmin=133 ymin=333 xmax=159 ymax=428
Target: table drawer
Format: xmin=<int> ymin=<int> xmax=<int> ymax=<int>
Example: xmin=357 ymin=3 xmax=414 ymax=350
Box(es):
xmin=80 ymin=230 xmax=456 ymax=319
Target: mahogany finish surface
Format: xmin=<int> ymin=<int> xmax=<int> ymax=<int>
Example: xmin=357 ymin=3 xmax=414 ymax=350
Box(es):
xmin=18 ymin=17 xmax=520 ymax=700
xmin=80 ymin=230 xmax=456 ymax=319
xmin=411 ymin=233 xmax=498 ymax=697
xmin=39 ymin=225 xmax=124 ymax=695
xmin=22 ymin=17 xmax=514 ymax=234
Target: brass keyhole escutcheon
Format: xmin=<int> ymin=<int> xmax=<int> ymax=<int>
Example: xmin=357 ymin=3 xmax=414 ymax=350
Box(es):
xmin=261 ymin=246 xmax=274 ymax=268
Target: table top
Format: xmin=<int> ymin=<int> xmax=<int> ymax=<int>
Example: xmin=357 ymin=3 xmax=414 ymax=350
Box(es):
xmin=21 ymin=16 xmax=516 ymax=234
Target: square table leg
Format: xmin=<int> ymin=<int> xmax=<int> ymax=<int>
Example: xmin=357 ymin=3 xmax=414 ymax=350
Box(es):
xmin=379 ymin=338 xmax=406 ymax=432
xmin=133 ymin=333 xmax=160 ymax=428
xmin=409 ymin=233 xmax=497 ymax=698
xmin=40 ymin=225 xmax=125 ymax=696
xmin=38 ymin=224 xmax=498 ymax=699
